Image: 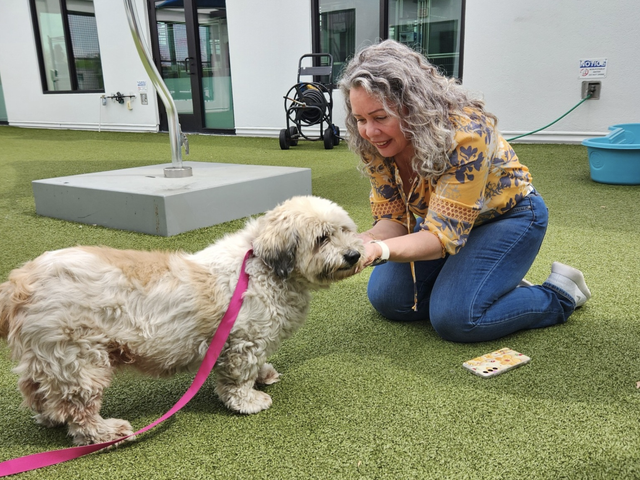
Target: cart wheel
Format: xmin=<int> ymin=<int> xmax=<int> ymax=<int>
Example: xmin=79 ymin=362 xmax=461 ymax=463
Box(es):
xmin=332 ymin=125 xmax=340 ymax=146
xmin=323 ymin=128 xmax=334 ymax=150
xmin=279 ymin=128 xmax=291 ymax=150
xmin=288 ymin=126 xmax=299 ymax=146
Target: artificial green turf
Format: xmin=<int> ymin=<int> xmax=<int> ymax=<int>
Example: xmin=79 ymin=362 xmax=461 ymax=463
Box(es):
xmin=1 ymin=126 xmax=640 ymax=479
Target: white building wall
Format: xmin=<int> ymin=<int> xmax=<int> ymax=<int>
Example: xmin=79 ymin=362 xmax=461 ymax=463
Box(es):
xmin=93 ymin=0 xmax=159 ymax=132
xmin=0 ymin=0 xmax=637 ymax=142
xmin=463 ymin=0 xmax=640 ymax=143
xmin=226 ymin=0 xmax=313 ymax=137
xmin=0 ymin=0 xmax=158 ymax=132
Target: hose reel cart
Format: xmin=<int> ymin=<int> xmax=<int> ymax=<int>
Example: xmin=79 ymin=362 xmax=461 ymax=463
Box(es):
xmin=279 ymin=53 xmax=341 ymax=150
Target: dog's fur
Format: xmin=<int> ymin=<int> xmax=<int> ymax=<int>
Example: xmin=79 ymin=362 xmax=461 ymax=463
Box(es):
xmin=0 ymin=195 xmax=363 ymax=445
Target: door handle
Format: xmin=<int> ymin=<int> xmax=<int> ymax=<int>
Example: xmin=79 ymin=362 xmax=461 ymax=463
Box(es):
xmin=185 ymin=57 xmax=196 ymax=75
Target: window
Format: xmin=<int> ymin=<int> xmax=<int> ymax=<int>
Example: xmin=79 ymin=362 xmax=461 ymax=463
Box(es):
xmin=313 ymin=0 xmax=464 ymax=82
xmin=320 ymin=8 xmax=356 ymax=81
xmin=315 ymin=0 xmax=380 ymax=83
xmin=30 ymin=0 xmax=104 ymax=92
xmin=388 ymin=0 xmax=463 ymax=78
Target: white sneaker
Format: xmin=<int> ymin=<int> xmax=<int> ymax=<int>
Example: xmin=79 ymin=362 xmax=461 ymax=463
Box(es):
xmin=544 ymin=262 xmax=592 ymax=308
xmin=518 ymin=279 xmax=533 ymax=287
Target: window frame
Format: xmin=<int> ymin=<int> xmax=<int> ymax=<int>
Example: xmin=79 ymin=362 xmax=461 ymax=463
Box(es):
xmin=312 ymin=0 xmax=465 ymax=82
xmin=29 ymin=0 xmax=105 ymax=94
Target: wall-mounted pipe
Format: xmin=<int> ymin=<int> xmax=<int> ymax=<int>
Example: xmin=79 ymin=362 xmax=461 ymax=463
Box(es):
xmin=122 ymin=0 xmax=192 ymax=178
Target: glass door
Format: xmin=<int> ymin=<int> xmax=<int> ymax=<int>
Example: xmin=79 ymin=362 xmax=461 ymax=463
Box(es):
xmin=149 ymin=0 xmax=234 ymax=132
xmin=199 ymin=6 xmax=234 ymax=129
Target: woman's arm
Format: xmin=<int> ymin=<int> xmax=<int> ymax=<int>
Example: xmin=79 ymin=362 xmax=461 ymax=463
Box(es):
xmin=358 ymin=219 xmax=406 ymax=243
xmin=358 ymin=220 xmax=444 ymax=268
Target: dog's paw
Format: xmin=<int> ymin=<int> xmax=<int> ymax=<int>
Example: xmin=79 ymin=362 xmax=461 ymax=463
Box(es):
xmin=221 ymin=388 xmax=272 ymax=414
xmin=105 ymin=418 xmax=135 ymax=442
xmin=256 ymin=363 xmax=280 ymax=385
xmin=71 ymin=418 xmax=135 ymax=446
xmin=237 ymin=389 xmax=272 ymax=414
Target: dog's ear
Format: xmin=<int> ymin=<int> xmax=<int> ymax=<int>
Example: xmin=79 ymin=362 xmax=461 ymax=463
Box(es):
xmin=252 ymin=212 xmax=298 ymax=279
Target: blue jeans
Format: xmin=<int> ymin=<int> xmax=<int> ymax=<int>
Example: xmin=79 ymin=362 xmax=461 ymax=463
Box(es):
xmin=367 ymin=191 xmax=575 ymax=343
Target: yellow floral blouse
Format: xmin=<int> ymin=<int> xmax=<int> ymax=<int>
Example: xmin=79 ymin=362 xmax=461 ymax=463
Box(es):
xmin=365 ymin=109 xmax=533 ymax=257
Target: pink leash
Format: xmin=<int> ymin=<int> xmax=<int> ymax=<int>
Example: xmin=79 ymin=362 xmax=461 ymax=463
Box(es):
xmin=0 ymin=249 xmax=253 ymax=477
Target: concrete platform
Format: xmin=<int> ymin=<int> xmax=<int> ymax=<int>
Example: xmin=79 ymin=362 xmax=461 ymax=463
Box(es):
xmin=32 ymin=161 xmax=312 ymax=236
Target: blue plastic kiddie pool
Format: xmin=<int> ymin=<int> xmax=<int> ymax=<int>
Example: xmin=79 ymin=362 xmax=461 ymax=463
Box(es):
xmin=582 ymin=123 xmax=640 ymax=185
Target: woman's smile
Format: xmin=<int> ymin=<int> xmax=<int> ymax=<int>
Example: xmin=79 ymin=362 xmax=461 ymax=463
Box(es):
xmin=349 ymin=87 xmax=414 ymax=163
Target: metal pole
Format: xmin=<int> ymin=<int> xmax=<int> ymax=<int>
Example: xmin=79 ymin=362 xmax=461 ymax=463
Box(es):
xmin=123 ymin=0 xmax=192 ymax=178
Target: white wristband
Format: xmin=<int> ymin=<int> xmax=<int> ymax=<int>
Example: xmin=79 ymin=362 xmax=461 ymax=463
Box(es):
xmin=370 ymin=240 xmax=390 ymax=261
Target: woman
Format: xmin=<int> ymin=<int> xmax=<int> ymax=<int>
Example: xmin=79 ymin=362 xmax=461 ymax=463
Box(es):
xmin=339 ymin=40 xmax=590 ymax=343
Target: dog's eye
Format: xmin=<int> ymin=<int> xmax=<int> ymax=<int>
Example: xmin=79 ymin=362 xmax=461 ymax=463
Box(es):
xmin=317 ymin=235 xmax=329 ymax=246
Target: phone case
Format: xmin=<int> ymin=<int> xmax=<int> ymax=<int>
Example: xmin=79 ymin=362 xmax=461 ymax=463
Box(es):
xmin=463 ymin=348 xmax=531 ymax=378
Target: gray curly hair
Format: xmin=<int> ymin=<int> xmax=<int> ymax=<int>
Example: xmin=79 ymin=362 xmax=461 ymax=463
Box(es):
xmin=338 ymin=39 xmax=496 ymax=180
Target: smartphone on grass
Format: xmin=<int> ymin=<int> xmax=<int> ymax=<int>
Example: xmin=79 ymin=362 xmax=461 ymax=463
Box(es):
xmin=463 ymin=348 xmax=531 ymax=378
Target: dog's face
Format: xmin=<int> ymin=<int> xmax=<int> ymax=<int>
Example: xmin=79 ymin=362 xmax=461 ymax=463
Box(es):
xmin=252 ymin=196 xmax=364 ymax=285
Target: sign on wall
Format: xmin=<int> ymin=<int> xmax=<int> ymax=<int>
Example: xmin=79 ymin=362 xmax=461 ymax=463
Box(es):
xmin=579 ymin=58 xmax=607 ymax=79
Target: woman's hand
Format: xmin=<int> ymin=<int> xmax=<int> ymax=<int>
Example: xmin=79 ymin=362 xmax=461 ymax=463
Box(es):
xmin=355 ymin=227 xmax=445 ymax=273
xmin=355 ymin=220 xmax=403 ymax=273
xmin=356 ymin=240 xmax=384 ymax=272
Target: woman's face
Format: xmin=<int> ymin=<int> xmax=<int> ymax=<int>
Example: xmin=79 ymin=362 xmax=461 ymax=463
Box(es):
xmin=349 ymin=86 xmax=413 ymax=164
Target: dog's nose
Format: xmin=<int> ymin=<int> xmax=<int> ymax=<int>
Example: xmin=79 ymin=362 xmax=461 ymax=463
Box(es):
xmin=343 ymin=250 xmax=361 ymax=266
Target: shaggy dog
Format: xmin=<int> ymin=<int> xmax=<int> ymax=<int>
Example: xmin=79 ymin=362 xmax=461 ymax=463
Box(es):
xmin=0 ymin=195 xmax=363 ymax=445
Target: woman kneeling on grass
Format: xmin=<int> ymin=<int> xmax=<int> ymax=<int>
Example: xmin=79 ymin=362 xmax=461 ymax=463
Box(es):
xmin=340 ymin=40 xmax=591 ymax=343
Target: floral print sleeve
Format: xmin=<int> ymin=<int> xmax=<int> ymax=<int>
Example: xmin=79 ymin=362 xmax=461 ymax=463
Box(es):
xmin=421 ymin=112 xmax=532 ymax=255
xmin=422 ymin=126 xmax=489 ymax=255
xmin=365 ymin=110 xmax=532 ymax=257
